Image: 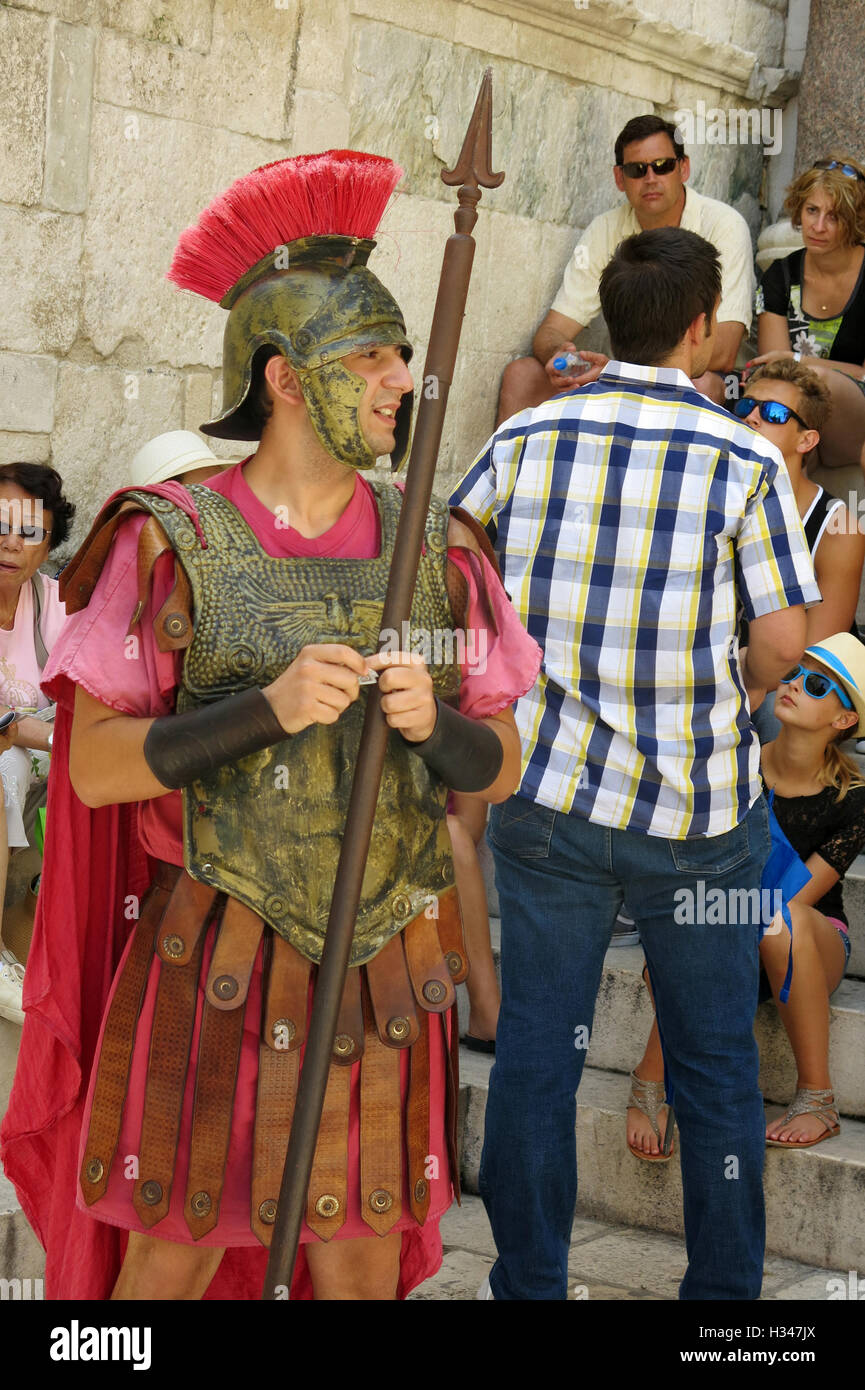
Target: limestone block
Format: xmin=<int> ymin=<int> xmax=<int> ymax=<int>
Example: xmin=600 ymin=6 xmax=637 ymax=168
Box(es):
xmin=351 ymin=0 xmax=456 ymax=44
xmin=43 ymin=22 xmax=96 ymax=213
xmin=692 ymin=3 xmax=735 ymax=46
xmin=183 ymin=371 xmax=214 ymax=433
xmin=9 ymin=0 xmax=94 ymax=20
xmin=98 ymin=0 xmax=214 ymax=51
xmin=635 ymin=0 xmax=695 ymax=27
xmin=81 ymin=104 xmax=283 ymax=367
xmin=373 ymin=193 xmax=455 ymax=351
xmin=565 ymin=1226 xmax=687 ymax=1298
xmin=96 ymin=0 xmax=298 ymax=140
xmin=0 ymin=207 xmax=82 ymax=355
xmin=0 ymin=7 xmax=49 ymax=205
xmin=513 ymin=24 xmax=615 ymax=92
xmin=294 ymin=0 xmax=351 ymax=93
xmin=350 ymin=20 xmax=642 ymax=230
xmin=51 ymin=362 xmax=184 ymax=545
xmin=0 ymin=354 xmax=57 ymax=433
xmin=733 ymin=0 xmax=786 ymax=67
xmin=0 ymin=433 xmax=51 ymax=465
xmin=452 ymin=3 xmax=519 ymax=59
xmin=407 ymin=1248 xmax=493 ymax=1300
xmin=290 ymin=88 xmax=351 ymax=154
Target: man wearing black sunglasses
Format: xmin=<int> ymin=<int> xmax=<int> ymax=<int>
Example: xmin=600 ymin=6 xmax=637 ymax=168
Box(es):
xmin=497 ymin=114 xmax=755 ymax=421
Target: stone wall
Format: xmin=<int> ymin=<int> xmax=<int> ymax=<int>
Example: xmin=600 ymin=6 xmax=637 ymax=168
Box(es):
xmin=2 ymin=0 xmax=799 ymax=550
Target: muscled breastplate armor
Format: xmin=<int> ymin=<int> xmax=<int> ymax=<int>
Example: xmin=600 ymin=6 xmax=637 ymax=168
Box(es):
xmin=130 ymin=480 xmax=460 ymax=966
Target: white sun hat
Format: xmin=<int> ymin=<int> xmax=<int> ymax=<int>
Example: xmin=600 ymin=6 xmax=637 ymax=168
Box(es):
xmin=803 ymin=633 xmax=865 ymax=730
xmin=130 ymin=431 xmax=223 ymax=487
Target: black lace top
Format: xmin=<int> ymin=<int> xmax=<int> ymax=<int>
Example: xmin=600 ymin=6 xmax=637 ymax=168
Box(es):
xmin=763 ymin=777 xmax=865 ymax=924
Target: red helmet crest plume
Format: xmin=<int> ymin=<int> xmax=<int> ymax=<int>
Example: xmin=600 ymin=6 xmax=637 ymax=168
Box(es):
xmin=168 ymin=150 xmax=404 ymax=305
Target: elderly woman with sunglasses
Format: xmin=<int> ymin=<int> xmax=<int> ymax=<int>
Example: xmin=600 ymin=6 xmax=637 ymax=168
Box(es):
xmin=0 ymin=463 xmax=74 ymax=1026
xmin=626 ymin=634 xmax=865 ymax=1157
xmin=749 ymin=156 xmax=865 ymax=473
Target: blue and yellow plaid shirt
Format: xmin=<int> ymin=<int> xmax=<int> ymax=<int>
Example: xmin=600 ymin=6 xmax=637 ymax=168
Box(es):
xmin=450 ymin=362 xmax=821 ymax=839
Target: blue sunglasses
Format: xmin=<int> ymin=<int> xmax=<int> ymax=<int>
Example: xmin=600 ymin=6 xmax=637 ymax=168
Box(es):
xmin=734 ymin=396 xmax=808 ymax=429
xmin=779 ymin=664 xmax=854 ymax=709
xmin=812 ymin=159 xmax=865 ymax=183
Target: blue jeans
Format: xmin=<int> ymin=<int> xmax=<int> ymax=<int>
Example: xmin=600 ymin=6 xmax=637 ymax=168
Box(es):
xmin=480 ymin=793 xmax=771 ymax=1300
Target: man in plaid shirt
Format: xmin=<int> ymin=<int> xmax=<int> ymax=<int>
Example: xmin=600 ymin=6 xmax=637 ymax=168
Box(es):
xmin=450 ymin=228 xmax=821 ymax=1300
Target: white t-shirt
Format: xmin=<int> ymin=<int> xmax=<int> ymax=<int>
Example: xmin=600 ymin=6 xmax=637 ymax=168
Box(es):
xmin=551 ymin=186 xmax=755 ymax=331
xmin=0 ymin=573 xmax=67 ymax=713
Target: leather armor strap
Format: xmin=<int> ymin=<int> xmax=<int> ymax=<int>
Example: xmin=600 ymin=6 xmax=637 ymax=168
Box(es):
xmin=262 ymin=934 xmax=310 ymax=1052
xmin=155 ymin=872 xmax=218 ymax=967
xmin=133 ymin=931 xmax=205 ymax=1228
xmin=205 ymin=896 xmax=264 ymax=1011
xmin=365 ymin=932 xmax=420 ymax=1049
xmin=79 ymin=868 xmax=179 ymax=1206
xmin=403 ymin=698 xmax=503 ymax=793
xmin=332 ymin=966 xmax=364 ymax=1065
xmin=403 ymin=910 xmax=456 ymax=1014
xmin=251 ymin=1044 xmax=300 ymax=1247
xmin=406 ymin=1010 xmax=432 ymax=1224
xmin=448 ymin=506 xmax=502 ymax=579
xmin=305 ymin=1060 xmax=351 ymax=1241
xmin=360 ymin=988 xmax=402 ymax=1235
xmin=143 ymin=687 xmax=286 ymax=790
xmin=183 ymin=994 xmax=246 ymax=1240
xmin=432 ymin=887 xmax=469 ymax=984
xmin=153 ymin=558 xmax=193 ymax=652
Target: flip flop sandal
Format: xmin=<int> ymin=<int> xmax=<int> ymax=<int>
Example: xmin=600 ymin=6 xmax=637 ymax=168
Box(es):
xmin=626 ymin=1069 xmax=675 ymax=1162
xmin=765 ymin=1087 xmax=841 ymax=1148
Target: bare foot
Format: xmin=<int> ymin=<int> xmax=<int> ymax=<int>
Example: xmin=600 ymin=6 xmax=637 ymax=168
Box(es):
xmin=627 ymin=1102 xmax=673 ymax=1157
xmin=765 ymin=1103 xmax=838 ymax=1145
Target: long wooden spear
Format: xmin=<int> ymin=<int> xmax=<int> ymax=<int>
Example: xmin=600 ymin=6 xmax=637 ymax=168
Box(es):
xmin=261 ymin=69 xmax=504 ymax=1299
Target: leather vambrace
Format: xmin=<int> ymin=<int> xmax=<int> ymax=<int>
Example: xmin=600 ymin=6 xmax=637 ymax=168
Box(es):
xmin=144 ymin=687 xmax=287 ymax=789
xmin=402 ymin=698 xmax=503 ymax=793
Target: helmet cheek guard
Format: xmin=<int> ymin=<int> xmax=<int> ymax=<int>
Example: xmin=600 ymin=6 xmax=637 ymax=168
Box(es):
xmin=300 ymin=360 xmax=414 ymax=472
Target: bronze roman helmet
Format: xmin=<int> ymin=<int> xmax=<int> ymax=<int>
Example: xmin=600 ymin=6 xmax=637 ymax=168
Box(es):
xmin=168 ymin=152 xmax=414 ymax=470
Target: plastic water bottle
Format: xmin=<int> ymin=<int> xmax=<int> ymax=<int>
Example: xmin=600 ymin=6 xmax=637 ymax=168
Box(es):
xmin=552 ymin=350 xmax=591 ymax=373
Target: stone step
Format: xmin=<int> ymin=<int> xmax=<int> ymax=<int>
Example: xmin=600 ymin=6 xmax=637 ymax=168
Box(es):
xmin=458 ymin=1050 xmax=865 ymax=1272
xmin=411 ymin=1192 xmax=856 ymax=1300
xmin=458 ymin=928 xmax=865 ymax=1118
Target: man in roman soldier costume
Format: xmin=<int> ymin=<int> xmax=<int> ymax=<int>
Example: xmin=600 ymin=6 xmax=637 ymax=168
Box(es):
xmin=1 ymin=151 xmax=540 ymax=1299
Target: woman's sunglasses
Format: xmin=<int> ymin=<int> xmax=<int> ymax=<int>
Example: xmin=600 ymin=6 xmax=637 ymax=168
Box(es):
xmin=812 ymin=159 xmax=865 ymax=183
xmin=619 ymin=158 xmax=680 ymax=179
xmin=733 ymin=396 xmax=808 ymax=429
xmin=779 ymin=664 xmax=854 ymax=709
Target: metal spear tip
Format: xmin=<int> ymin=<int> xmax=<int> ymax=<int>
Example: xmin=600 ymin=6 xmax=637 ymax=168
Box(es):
xmin=441 ymin=67 xmax=505 ymax=192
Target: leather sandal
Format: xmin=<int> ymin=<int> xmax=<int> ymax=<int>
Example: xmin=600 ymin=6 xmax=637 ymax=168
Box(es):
xmin=626 ymin=1069 xmax=674 ymax=1162
xmin=765 ymin=1087 xmax=840 ymax=1148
